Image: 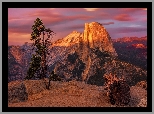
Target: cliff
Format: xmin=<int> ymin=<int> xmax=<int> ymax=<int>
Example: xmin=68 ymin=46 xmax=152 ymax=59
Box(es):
xmin=54 ymin=22 xmax=118 ymax=84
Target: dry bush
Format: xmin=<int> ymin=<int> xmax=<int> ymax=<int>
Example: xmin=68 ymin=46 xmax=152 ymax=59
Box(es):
xmin=136 ymin=80 xmax=147 ymax=90
xmin=103 ymin=73 xmax=131 ymax=106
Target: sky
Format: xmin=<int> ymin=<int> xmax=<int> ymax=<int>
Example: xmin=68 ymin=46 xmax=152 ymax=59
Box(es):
xmin=8 ymin=8 xmax=147 ymax=46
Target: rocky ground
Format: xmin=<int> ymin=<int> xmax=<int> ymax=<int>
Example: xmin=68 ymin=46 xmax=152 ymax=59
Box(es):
xmin=8 ymin=79 xmax=147 ymax=107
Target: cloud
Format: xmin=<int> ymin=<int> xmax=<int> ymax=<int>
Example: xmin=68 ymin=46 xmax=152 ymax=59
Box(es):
xmin=8 ymin=17 xmax=23 ymax=21
xmin=67 ymin=24 xmax=84 ymax=30
xmin=106 ymin=26 xmax=147 ymax=39
xmin=8 ymin=25 xmax=32 ymax=34
xmin=84 ymin=8 xmax=99 ymax=11
xmin=98 ymin=13 xmax=111 ymax=20
xmin=8 ymin=8 xmax=147 ymax=46
xmin=102 ymin=22 xmax=114 ymax=25
xmin=8 ymin=9 xmax=94 ymax=37
xmin=50 ymin=8 xmax=55 ymax=10
xmin=123 ymin=8 xmax=145 ymax=12
xmin=8 ymin=32 xmax=32 ymax=46
xmin=107 ymin=27 xmax=147 ymax=34
xmin=57 ymin=8 xmax=85 ymax=12
xmin=97 ymin=8 xmax=146 ymax=21
xmin=128 ymin=24 xmax=142 ymax=27
xmin=66 ymin=22 xmax=114 ymax=31
xmin=114 ymin=14 xmax=133 ymax=21
xmin=24 ymin=9 xmax=94 ymax=26
xmin=143 ymin=8 xmax=147 ymax=11
xmin=121 ymin=27 xmax=147 ymax=33
xmin=141 ymin=18 xmax=147 ymax=22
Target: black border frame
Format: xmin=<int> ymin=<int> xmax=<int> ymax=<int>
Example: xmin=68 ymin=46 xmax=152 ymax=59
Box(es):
xmin=2 ymin=2 xmax=152 ymax=112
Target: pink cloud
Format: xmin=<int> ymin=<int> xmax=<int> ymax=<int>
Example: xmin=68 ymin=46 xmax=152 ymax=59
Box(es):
xmin=114 ymin=14 xmax=134 ymax=21
xmin=98 ymin=13 xmax=111 ymax=20
xmin=23 ymin=9 xmax=94 ymax=26
xmin=118 ymin=27 xmax=147 ymax=33
xmin=67 ymin=24 xmax=84 ymax=30
xmin=107 ymin=27 xmax=147 ymax=34
xmin=142 ymin=18 xmax=147 ymax=22
xmin=55 ymin=8 xmax=84 ymax=12
xmin=123 ymin=8 xmax=145 ymax=12
xmin=8 ymin=8 xmax=147 ymax=46
xmin=8 ymin=25 xmax=31 ymax=34
xmin=84 ymin=8 xmax=99 ymax=11
xmin=66 ymin=21 xmax=114 ymax=31
xmin=8 ymin=32 xmax=32 ymax=46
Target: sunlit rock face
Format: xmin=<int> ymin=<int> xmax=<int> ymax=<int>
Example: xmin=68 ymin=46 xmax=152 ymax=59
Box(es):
xmin=81 ymin=22 xmax=117 ymax=55
xmin=132 ymin=43 xmax=146 ymax=49
xmin=78 ymin=22 xmax=117 ymax=62
xmin=51 ymin=31 xmax=82 ymax=47
xmin=54 ymin=22 xmax=118 ymax=85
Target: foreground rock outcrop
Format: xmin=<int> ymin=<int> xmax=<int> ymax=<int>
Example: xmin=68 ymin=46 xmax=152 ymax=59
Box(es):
xmin=8 ymin=80 xmax=147 ymax=107
xmin=8 ymin=81 xmax=28 ymax=103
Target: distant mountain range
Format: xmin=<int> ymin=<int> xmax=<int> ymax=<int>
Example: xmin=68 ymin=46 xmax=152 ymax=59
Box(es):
xmin=8 ymin=22 xmax=147 ymax=87
xmin=112 ymin=36 xmax=147 ymax=70
xmin=112 ymin=36 xmax=146 ymax=42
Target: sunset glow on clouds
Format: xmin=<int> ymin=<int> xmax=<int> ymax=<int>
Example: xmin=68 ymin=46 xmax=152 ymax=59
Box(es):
xmin=84 ymin=8 xmax=99 ymax=11
xmin=8 ymin=8 xmax=147 ymax=46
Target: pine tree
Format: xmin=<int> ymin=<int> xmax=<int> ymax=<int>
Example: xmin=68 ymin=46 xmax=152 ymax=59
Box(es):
xmin=25 ymin=18 xmax=55 ymax=89
xmin=46 ymin=71 xmax=61 ymax=89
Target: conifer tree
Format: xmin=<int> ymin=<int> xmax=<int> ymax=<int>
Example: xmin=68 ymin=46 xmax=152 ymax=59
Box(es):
xmin=46 ymin=71 xmax=61 ymax=89
xmin=25 ymin=18 xmax=55 ymax=89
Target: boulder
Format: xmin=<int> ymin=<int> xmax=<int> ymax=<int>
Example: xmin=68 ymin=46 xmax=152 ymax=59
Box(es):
xmin=8 ymin=81 xmax=28 ymax=103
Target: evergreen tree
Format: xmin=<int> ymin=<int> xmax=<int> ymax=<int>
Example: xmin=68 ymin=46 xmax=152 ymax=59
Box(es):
xmin=47 ymin=71 xmax=61 ymax=89
xmin=25 ymin=18 xmax=55 ymax=89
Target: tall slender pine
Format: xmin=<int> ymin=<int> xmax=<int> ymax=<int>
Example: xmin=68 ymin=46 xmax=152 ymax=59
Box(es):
xmin=25 ymin=18 xmax=55 ymax=89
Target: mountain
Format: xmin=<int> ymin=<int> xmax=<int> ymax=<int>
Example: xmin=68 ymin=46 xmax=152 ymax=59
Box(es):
xmin=52 ymin=22 xmax=146 ymax=86
xmin=132 ymin=43 xmax=146 ymax=49
xmin=51 ymin=31 xmax=82 ymax=47
xmin=8 ymin=43 xmax=34 ymax=82
xmin=8 ymin=46 xmax=23 ymax=82
xmin=112 ymin=36 xmax=147 ymax=43
xmin=53 ymin=22 xmax=117 ymax=85
xmin=112 ymin=37 xmax=147 ymax=70
xmin=8 ymin=22 xmax=147 ymax=87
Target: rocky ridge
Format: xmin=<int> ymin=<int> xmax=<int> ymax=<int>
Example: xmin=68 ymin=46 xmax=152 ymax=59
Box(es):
xmin=51 ymin=31 xmax=82 ymax=47
xmin=112 ymin=36 xmax=147 ymax=42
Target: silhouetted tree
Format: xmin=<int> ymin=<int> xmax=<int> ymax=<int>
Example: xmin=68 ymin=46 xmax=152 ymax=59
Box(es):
xmin=25 ymin=18 xmax=55 ymax=89
xmin=47 ymin=71 xmax=61 ymax=89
